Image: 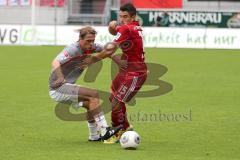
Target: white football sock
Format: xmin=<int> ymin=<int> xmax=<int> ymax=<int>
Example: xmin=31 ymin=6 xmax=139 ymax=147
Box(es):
xmin=94 ymin=112 xmax=108 ymax=136
xmin=87 ymin=122 xmax=100 ymax=140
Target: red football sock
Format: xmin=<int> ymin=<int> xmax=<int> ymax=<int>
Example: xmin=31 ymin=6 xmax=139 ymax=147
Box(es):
xmin=121 ymin=102 xmax=130 ymax=130
xmin=111 ymin=102 xmax=129 ymax=130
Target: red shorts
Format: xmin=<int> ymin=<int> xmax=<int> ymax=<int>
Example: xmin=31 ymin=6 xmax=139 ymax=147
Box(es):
xmin=111 ymin=71 xmax=147 ymax=102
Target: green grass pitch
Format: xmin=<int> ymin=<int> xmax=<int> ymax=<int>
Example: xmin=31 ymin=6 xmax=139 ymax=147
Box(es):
xmin=0 ymin=46 xmax=240 ymax=160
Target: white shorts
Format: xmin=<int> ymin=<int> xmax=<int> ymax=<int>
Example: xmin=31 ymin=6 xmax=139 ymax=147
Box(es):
xmin=49 ymin=83 xmax=80 ymax=103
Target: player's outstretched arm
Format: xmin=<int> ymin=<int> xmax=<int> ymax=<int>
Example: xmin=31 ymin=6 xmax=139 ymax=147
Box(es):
xmin=96 ymin=42 xmax=118 ymax=59
xmin=83 ymin=42 xmax=118 ymax=66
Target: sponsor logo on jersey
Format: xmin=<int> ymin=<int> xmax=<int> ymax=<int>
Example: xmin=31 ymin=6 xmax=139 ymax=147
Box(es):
xmin=120 ymin=40 xmax=133 ymax=51
xmin=63 ymin=51 xmax=69 ymax=57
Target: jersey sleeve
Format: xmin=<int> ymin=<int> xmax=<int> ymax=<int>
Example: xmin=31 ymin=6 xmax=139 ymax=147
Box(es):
xmin=113 ymin=25 xmax=130 ymax=44
xmin=55 ymin=44 xmax=78 ymax=64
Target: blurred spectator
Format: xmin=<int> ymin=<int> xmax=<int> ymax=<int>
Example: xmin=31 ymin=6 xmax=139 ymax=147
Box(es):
xmin=227 ymin=12 xmax=240 ymax=28
xmin=40 ymin=0 xmax=65 ymax=7
xmin=80 ymin=0 xmax=93 ymax=13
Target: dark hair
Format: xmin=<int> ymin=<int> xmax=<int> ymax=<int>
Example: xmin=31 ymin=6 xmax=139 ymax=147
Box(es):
xmin=78 ymin=26 xmax=97 ymax=39
xmin=120 ymin=3 xmax=136 ymax=16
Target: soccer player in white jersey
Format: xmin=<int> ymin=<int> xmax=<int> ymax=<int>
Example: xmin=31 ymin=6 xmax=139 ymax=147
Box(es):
xmin=49 ymin=26 xmax=122 ymax=141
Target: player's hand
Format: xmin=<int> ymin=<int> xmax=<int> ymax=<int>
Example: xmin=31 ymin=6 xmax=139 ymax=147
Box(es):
xmin=108 ymin=20 xmax=117 ymax=35
xmin=109 ymin=20 xmax=117 ymax=28
xmin=104 ymin=42 xmax=117 ymax=56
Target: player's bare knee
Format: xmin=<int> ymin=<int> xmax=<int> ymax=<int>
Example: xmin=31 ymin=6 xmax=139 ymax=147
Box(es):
xmin=82 ymin=101 xmax=90 ymax=110
xmin=88 ymin=97 xmax=100 ymax=110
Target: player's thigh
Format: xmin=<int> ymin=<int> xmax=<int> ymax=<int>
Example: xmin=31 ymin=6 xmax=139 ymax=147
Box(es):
xmin=77 ymin=86 xmax=99 ymax=99
xmin=111 ymin=72 xmax=126 ymax=92
xmin=49 ymin=83 xmax=80 ymax=103
xmin=49 ymin=83 xmax=99 ymax=103
xmin=111 ymin=73 xmax=147 ymax=103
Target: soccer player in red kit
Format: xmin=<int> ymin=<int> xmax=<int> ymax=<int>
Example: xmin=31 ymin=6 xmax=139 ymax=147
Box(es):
xmin=105 ymin=3 xmax=148 ymax=143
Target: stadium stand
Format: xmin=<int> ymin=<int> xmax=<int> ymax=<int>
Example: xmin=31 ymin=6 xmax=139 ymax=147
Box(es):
xmin=0 ymin=0 xmax=240 ymax=25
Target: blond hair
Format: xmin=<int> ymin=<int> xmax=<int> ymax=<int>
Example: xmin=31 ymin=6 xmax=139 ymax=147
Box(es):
xmin=76 ymin=26 xmax=97 ymax=40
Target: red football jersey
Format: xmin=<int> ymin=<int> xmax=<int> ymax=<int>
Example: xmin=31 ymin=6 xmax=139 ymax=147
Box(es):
xmin=113 ymin=21 xmax=147 ymax=73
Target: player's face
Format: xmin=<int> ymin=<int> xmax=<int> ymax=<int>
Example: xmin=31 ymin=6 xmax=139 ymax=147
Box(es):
xmin=80 ymin=33 xmax=95 ymax=50
xmin=119 ymin=11 xmax=135 ymax=25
